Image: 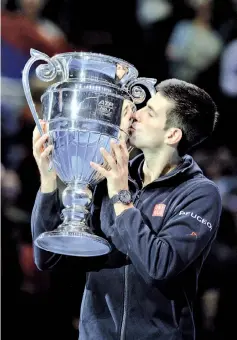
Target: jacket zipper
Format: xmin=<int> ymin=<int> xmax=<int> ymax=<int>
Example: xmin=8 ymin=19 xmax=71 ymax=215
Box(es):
xmin=120 ymin=185 xmax=141 ymax=340
xmin=120 ymin=260 xmax=129 ymax=340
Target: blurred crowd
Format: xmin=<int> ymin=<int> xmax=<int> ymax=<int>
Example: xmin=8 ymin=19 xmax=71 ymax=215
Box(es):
xmin=1 ymin=0 xmax=237 ymax=339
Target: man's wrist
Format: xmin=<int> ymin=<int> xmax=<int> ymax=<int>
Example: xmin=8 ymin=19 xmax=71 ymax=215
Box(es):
xmin=113 ymin=202 xmax=134 ymax=217
xmin=40 ymin=177 xmax=57 ymax=193
xmin=110 ymin=189 xmax=132 ymax=203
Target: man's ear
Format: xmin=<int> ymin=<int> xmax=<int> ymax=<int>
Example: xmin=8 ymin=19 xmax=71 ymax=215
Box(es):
xmin=165 ymin=128 xmax=182 ymax=146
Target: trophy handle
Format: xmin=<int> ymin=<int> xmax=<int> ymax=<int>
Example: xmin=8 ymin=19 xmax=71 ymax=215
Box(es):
xmin=22 ymin=48 xmax=64 ymax=135
xmin=124 ymin=77 xmax=157 ymax=104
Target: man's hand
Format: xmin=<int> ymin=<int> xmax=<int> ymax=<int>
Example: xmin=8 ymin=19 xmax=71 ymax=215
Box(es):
xmin=32 ymin=121 xmax=57 ymax=193
xmin=90 ymin=139 xmax=130 ymax=198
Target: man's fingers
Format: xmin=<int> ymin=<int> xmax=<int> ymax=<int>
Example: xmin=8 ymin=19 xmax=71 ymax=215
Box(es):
xmin=111 ymin=140 xmax=129 ymax=166
xmin=32 ymin=126 xmax=41 ymax=144
xmin=100 ymin=147 xmax=117 ymax=169
xmin=32 ymin=121 xmax=47 ymax=144
xmin=120 ymin=140 xmax=129 ymax=158
xmin=34 ymin=133 xmax=49 ymax=156
xmin=90 ymin=161 xmax=109 ymax=178
xmin=111 ymin=140 xmax=124 ymax=167
xmin=40 ymin=145 xmax=53 ymax=159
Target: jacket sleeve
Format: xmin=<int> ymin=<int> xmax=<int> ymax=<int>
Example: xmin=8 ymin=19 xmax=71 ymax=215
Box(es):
xmin=31 ymin=189 xmax=63 ymax=270
xmin=106 ymin=183 xmax=222 ymax=283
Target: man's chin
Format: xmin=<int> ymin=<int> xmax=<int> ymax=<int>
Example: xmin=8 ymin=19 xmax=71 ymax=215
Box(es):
xmin=128 ymin=136 xmax=138 ymax=148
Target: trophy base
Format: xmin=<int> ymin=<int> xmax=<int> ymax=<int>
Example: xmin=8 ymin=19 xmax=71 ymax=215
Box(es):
xmin=34 ymin=230 xmax=112 ymax=257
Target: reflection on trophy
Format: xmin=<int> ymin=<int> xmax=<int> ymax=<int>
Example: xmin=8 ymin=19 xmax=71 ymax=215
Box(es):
xmin=22 ymin=49 xmax=157 ymax=257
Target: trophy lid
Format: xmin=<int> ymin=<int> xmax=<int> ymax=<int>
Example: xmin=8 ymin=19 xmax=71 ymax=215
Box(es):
xmin=52 ymin=51 xmax=139 ymax=86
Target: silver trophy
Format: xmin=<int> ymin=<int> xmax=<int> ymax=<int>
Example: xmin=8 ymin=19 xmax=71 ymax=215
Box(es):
xmin=22 ymin=49 xmax=157 ymax=257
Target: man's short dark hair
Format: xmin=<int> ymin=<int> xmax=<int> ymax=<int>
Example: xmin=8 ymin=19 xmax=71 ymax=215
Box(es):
xmin=156 ymin=79 xmax=219 ymax=156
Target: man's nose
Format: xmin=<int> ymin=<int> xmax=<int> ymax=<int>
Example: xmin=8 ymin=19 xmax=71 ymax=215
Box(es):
xmin=132 ymin=109 xmax=142 ymax=121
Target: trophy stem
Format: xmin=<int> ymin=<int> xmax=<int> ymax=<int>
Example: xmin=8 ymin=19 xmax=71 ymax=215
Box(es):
xmin=60 ymin=182 xmax=93 ymax=232
xmin=34 ymin=182 xmax=112 ymax=256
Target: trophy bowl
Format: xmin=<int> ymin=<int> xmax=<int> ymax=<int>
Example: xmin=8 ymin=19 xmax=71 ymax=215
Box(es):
xmin=22 ymin=49 xmax=157 ymax=257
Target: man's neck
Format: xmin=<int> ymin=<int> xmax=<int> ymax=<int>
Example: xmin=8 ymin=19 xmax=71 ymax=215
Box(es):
xmin=142 ymin=148 xmax=182 ymax=187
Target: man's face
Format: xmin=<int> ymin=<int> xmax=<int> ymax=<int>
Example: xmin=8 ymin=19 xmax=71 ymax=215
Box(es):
xmin=129 ymin=92 xmax=174 ymax=150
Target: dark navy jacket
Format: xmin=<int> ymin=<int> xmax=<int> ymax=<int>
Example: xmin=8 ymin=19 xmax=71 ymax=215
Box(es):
xmin=31 ymin=154 xmax=222 ymax=340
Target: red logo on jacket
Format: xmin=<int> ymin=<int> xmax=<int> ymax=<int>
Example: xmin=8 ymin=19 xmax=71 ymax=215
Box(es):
xmin=152 ymin=204 xmax=166 ymax=217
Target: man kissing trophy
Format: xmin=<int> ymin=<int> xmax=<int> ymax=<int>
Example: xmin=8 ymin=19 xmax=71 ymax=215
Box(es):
xmin=22 ymin=49 xmax=157 ymax=257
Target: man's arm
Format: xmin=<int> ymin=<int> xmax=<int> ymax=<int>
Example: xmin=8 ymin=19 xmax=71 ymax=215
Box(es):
xmin=106 ymin=182 xmax=222 ymax=284
xmin=31 ymin=188 xmax=63 ymax=270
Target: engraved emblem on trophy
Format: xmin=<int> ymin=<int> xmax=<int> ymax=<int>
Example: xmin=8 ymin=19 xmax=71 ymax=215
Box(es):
xmin=22 ymin=49 xmax=157 ymax=257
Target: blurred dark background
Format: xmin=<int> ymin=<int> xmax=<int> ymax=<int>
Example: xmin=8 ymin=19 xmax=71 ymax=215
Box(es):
xmin=1 ymin=0 xmax=237 ymax=339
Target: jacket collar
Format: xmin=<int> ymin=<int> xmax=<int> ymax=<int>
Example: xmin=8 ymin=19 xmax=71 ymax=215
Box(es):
xmin=128 ymin=152 xmax=203 ymax=187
